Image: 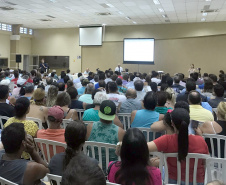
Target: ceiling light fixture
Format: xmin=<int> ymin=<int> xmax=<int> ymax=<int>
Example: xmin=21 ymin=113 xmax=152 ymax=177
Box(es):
xmin=202 ymin=12 xmax=207 ymax=16
xmin=125 ymin=16 xmax=131 ymax=20
xmin=201 ymin=18 xmax=206 ymax=21
xmin=133 ymin=21 xmax=137 ymax=24
xmin=205 ymin=0 xmax=211 ymax=1
xmin=158 ymin=8 xmax=164 ymax=12
xmin=106 ymin=3 xmax=114 ymax=8
xmin=118 ymin=11 xmax=124 ymax=15
xmin=162 ymin=14 xmax=168 ymax=18
xmin=153 ymin=0 xmax=160 ymax=5
xmin=102 ymin=23 xmax=107 ymax=26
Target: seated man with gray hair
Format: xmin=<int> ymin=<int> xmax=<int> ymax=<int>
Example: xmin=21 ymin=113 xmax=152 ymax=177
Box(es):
xmin=78 ymin=83 xmax=95 ymax=104
xmin=118 ymin=89 xmax=143 ymax=113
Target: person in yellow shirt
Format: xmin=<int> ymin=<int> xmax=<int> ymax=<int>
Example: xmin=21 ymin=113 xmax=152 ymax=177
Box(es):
xmin=188 ymin=91 xmax=214 ymax=122
xmin=4 ymin=97 xmax=38 ymax=159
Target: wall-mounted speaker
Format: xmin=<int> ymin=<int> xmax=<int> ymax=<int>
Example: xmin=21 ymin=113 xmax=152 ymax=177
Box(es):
xmin=16 ymin=54 xmax=21 ymax=63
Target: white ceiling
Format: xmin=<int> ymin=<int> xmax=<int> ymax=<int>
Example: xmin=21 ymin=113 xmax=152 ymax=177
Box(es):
xmin=0 ymin=0 xmax=226 ymax=29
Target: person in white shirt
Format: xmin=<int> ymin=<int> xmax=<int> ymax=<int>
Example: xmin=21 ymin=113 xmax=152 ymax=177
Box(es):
xmin=66 ymin=69 xmax=73 ymax=81
xmin=84 ymin=68 xmax=90 ymax=75
xmin=107 ymin=82 xmax=126 ymax=106
xmin=151 ymin=71 xmax=161 ymax=85
xmin=73 ymin=73 xmax=83 ymax=89
xmin=115 ymin=63 xmax=123 ymax=73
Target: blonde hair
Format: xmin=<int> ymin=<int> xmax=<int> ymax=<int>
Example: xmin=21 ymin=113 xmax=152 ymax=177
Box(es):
xmin=165 ymin=87 xmax=176 ymax=105
xmin=46 ymin=85 xmax=58 ymax=107
xmin=217 ymin=102 xmax=226 ymax=120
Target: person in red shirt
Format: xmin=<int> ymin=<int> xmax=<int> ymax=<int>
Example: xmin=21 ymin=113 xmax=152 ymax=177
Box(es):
xmin=148 ymin=108 xmax=209 ymax=184
xmin=37 ymin=106 xmax=65 ymax=159
xmin=11 ymin=70 xmax=19 ymax=85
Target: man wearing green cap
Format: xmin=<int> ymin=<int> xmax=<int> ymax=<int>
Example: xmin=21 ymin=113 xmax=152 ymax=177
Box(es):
xmin=86 ymin=100 xmax=125 ymax=172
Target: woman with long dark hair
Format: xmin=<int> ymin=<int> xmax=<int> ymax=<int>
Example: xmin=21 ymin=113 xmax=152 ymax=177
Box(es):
xmin=49 ymin=121 xmax=96 ymax=176
xmin=148 ymin=108 xmax=209 ymax=184
xmin=108 ymin=128 xmax=161 ymax=185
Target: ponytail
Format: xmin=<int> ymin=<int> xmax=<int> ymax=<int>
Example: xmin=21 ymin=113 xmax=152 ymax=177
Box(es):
xmin=63 ymin=146 xmax=77 ymax=169
xmin=178 ymin=120 xmax=189 ymax=162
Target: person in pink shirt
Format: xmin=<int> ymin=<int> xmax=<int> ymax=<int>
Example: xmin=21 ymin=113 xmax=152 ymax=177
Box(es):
xmin=37 ymin=106 xmax=65 ymax=159
xmin=108 ymin=128 xmax=162 ymax=185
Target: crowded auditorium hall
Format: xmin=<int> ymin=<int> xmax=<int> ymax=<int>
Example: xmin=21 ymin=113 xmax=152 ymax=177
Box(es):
xmin=1 ymin=0 xmax=226 ymax=185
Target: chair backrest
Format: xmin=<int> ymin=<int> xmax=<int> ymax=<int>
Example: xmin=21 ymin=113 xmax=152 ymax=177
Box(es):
xmin=75 ymin=109 xmax=85 ymax=120
xmin=117 ymin=113 xmax=131 ymax=130
xmin=0 ymin=116 xmax=9 ymax=129
xmin=164 ymin=153 xmax=210 ymax=185
xmin=137 ymin=127 xmax=157 ymax=142
xmin=106 ymin=182 xmax=121 ymax=185
xmin=83 ymin=141 xmax=118 ymax=174
xmin=150 ymin=152 xmax=164 ymax=176
xmin=34 ymin=138 xmax=67 ymax=163
xmin=206 ymin=157 xmax=226 ymax=183
xmin=203 ymin=134 xmax=226 ymax=158
xmin=26 ymin=117 xmax=43 ymax=129
xmin=83 ymin=121 xmax=93 ymax=126
xmin=0 ymin=176 xmax=18 ymax=185
xmin=47 ymin=173 xmax=62 ymax=185
xmin=62 ymin=119 xmax=74 ymax=129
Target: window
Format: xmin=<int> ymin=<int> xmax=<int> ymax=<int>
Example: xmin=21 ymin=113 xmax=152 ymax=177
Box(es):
xmin=20 ymin=27 xmax=24 ymax=33
xmin=29 ymin=29 xmax=33 ymax=35
xmin=7 ymin=25 xmax=12 ymax=31
xmin=0 ymin=23 xmax=1 ymax=30
xmin=2 ymin=24 xmax=6 ymax=31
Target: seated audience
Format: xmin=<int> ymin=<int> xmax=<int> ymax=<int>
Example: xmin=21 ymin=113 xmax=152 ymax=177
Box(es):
xmin=166 ymin=76 xmax=173 ymax=88
xmin=57 ymin=71 xmax=66 ymax=83
xmin=202 ymin=78 xmax=214 ymax=100
xmin=55 ymin=92 xmax=78 ymax=121
xmin=208 ymin=84 xmax=226 ymax=108
xmin=82 ymin=92 xmax=108 ymax=121
xmin=118 ymin=89 xmax=142 ymax=113
xmin=86 ymin=100 xmax=125 ymax=165
xmin=199 ymin=102 xmax=226 ymax=158
xmin=108 ymin=128 xmax=161 ymax=185
xmin=77 ymin=79 xmax=89 ymax=95
xmin=151 ymin=71 xmax=161 ymax=85
xmin=0 ymin=85 xmax=14 ymax=125
xmin=155 ymin=91 xmax=172 ymax=114
xmin=66 ymin=80 xmax=73 ymax=89
xmin=46 ymin=85 xmax=58 ymax=107
xmin=67 ymin=86 xmax=85 ymax=109
xmin=134 ymin=80 xmax=146 ymax=101
xmin=61 ymin=153 xmax=106 ymax=185
xmin=171 ymin=76 xmax=185 ymax=93
xmin=58 ymin=82 xmax=65 ymax=93
xmin=49 ymin=121 xmax=96 ymax=176
xmin=105 ymin=72 xmax=112 ymax=84
xmin=131 ymin=91 xmax=161 ymax=128
xmin=45 ymin=77 xmax=53 ymax=93
xmin=0 ymin=123 xmax=49 ymax=184
xmin=148 ymin=108 xmax=209 ymax=184
xmin=126 ymin=74 xmax=135 ymax=89
xmin=189 ymin=91 xmax=214 ymax=122
xmin=22 ymin=83 xmax=34 ymax=100
xmin=93 ymin=74 xmax=99 ymax=85
xmin=73 ymin=72 xmax=82 ymax=89
xmin=116 ymin=78 xmax=127 ymax=94
xmin=11 ymin=70 xmax=19 ymax=85
xmin=122 ymin=74 xmax=128 ymax=86
xmin=27 ymin=88 xmax=48 ymax=126
xmin=150 ymin=82 xmax=157 ymax=92
xmin=165 ymin=87 xmax=176 ymax=109
xmin=209 ymin=74 xmax=218 ymax=86
xmin=78 ymin=83 xmax=95 ymax=104
xmin=4 ymin=97 xmax=39 ymax=159
xmin=107 ymin=82 xmax=126 ymax=106
xmin=66 ymin=69 xmax=73 ymax=81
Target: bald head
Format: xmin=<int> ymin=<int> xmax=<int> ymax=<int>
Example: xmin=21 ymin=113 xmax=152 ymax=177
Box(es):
xmin=188 ymin=90 xmax=201 ymax=105
xmin=126 ymin=89 xmax=137 ymax=99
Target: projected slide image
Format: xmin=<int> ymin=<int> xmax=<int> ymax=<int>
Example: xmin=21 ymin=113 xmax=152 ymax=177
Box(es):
xmin=123 ymin=38 xmax=155 ymax=64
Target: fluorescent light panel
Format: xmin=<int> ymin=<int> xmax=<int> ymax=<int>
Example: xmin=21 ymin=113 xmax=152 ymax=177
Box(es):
xmin=158 ymin=8 xmax=164 ymax=12
xmin=153 ymin=0 xmax=160 ymax=5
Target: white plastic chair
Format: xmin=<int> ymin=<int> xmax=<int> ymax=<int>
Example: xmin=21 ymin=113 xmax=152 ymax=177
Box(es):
xmin=26 ymin=117 xmax=43 ymax=129
xmin=106 ymin=182 xmax=121 ymax=185
xmin=150 ymin=152 xmax=164 ymax=177
xmin=0 ymin=116 xmax=9 ymax=129
xmin=203 ymin=134 xmax=226 ymax=158
xmin=206 ymin=157 xmax=226 ymax=183
xmin=0 ymin=176 xmax=18 ymax=185
xmin=83 ymin=141 xmax=118 ymax=173
xmin=47 ymin=174 xmax=62 ymax=185
xmin=164 ymin=153 xmax=210 ymax=185
xmin=137 ymin=127 xmax=157 ymax=142
xmin=62 ymin=119 xmax=74 ymax=129
xmin=117 ymin=113 xmax=131 ymax=130
xmin=34 ymin=138 xmax=67 ymax=163
xmin=75 ymin=109 xmax=85 ymax=120
xmin=83 ymin=121 xmax=93 ymax=125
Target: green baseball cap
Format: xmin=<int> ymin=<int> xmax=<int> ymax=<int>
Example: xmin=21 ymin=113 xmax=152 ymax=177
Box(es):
xmin=98 ymin=100 xmax=116 ymax=121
